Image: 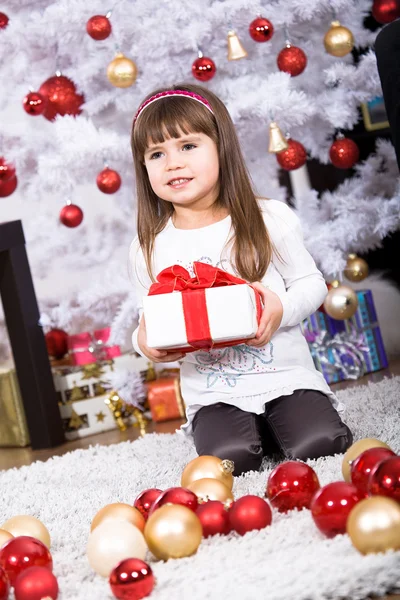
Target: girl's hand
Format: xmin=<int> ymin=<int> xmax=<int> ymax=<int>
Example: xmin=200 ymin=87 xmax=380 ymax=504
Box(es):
xmin=137 ymin=316 xmax=185 ymax=363
xmin=246 ymin=282 xmax=283 ymax=347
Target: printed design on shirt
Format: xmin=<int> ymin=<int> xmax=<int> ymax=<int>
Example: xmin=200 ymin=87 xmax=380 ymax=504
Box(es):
xmin=194 ymin=343 xmax=274 ymax=388
xmin=175 ymin=257 xmax=232 ymax=276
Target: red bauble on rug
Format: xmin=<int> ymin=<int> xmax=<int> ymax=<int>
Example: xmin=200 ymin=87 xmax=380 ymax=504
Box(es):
xmin=249 ymin=17 xmax=274 ymax=42
xmin=266 ymin=461 xmax=320 ymax=512
xmin=329 ymin=137 xmax=359 ymax=169
xmin=110 ymin=558 xmax=155 ymax=600
xmin=0 ymin=566 xmax=10 ymax=600
xmin=350 ymin=447 xmax=395 ymax=495
xmin=14 ymin=566 xmax=59 ymax=600
xmin=86 ymin=15 xmax=112 ymax=40
xmin=0 ymin=536 xmax=52 ymax=586
xmin=149 ymin=487 xmax=198 ymax=515
xmin=97 ymin=167 xmax=122 ymax=194
xmin=39 ymin=75 xmax=85 ymax=121
xmin=310 ymin=481 xmax=364 ymax=537
xmin=369 ymin=455 xmax=400 ymax=502
xmin=372 ymin=0 xmax=400 ymax=23
xmin=60 ymin=203 xmax=84 ymax=228
xmin=192 ymin=55 xmax=216 ymax=82
xmin=229 ymin=495 xmax=272 ymax=535
xmin=45 ymin=328 xmax=69 ymax=359
xmin=277 ymin=45 xmax=307 ymax=76
xmin=277 ymin=139 xmax=307 ymax=170
xmin=134 ymin=488 xmax=163 ymax=521
xmin=196 ymin=500 xmax=232 ymax=538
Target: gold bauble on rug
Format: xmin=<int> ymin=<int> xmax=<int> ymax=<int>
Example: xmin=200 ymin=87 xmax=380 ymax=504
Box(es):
xmin=144 ymin=504 xmax=202 ymax=561
xmin=187 ymin=477 xmax=234 ymax=503
xmin=323 ymin=280 xmax=358 ymax=320
xmin=90 ymin=502 xmax=145 ymax=533
xmin=87 ymin=519 xmax=147 ymax=577
xmin=107 ymin=52 xmax=137 ymax=88
xmin=181 ymin=455 xmax=235 ymax=490
xmin=1 ymin=515 xmax=51 ymax=548
xmin=0 ymin=529 xmax=13 ymax=547
xmin=344 ymin=254 xmax=369 ymax=282
xmin=324 ymin=20 xmax=354 ymax=57
xmin=347 ymin=496 xmax=400 ymax=555
xmin=342 ymin=438 xmax=392 ymax=482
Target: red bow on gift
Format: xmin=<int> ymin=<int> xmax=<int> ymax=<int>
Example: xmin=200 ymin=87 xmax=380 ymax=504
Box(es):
xmin=149 ymin=262 xmax=262 ymax=351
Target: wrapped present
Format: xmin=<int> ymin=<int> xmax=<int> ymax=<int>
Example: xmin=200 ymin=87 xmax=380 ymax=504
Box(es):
xmin=53 ymin=353 xmax=150 ymax=404
xmin=68 ymin=327 xmax=121 ymax=366
xmin=301 ymin=289 xmax=388 ymax=384
xmin=0 ymin=368 xmax=30 ymax=447
xmin=147 ymin=375 xmax=186 ymax=422
xmin=143 ymin=262 xmax=262 ymax=352
xmin=59 ymin=394 xmax=128 ymax=440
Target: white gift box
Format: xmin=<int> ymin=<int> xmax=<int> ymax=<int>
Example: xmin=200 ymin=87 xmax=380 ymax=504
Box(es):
xmin=143 ymin=284 xmax=259 ymax=350
xmin=59 ymin=394 xmax=119 ymax=440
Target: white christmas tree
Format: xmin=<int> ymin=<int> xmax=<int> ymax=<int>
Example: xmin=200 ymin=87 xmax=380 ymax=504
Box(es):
xmin=0 ymin=0 xmax=399 ymax=362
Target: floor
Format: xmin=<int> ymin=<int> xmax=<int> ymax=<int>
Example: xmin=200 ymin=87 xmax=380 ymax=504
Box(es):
xmin=1 ymin=361 xmax=400 ymax=600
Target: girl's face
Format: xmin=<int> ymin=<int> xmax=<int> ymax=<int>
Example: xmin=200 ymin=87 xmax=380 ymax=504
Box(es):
xmin=143 ymin=129 xmax=220 ymax=211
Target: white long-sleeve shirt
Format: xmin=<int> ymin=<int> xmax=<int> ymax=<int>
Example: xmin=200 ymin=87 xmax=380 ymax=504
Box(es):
xmin=130 ymin=199 xmax=344 ymax=434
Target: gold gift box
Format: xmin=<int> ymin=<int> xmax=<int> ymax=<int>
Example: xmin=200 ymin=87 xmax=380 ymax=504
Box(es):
xmin=0 ymin=368 xmax=30 ymax=447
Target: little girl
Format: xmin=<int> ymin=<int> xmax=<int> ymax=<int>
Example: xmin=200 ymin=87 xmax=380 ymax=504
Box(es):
xmin=129 ymin=83 xmax=353 ymax=476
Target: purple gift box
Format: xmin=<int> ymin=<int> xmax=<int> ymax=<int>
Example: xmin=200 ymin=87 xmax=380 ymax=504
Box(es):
xmin=301 ymin=290 xmax=388 ymax=384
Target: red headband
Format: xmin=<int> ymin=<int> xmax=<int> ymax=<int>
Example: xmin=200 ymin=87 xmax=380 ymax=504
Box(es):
xmin=133 ymin=90 xmax=214 ymax=126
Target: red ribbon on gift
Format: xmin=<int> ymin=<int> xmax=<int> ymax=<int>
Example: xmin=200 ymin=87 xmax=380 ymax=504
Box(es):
xmin=149 ymin=262 xmax=263 ymax=351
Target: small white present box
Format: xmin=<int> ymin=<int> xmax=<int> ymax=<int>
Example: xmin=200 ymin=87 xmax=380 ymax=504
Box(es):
xmin=59 ymin=394 xmax=120 ymax=440
xmin=143 ymin=284 xmax=260 ymax=351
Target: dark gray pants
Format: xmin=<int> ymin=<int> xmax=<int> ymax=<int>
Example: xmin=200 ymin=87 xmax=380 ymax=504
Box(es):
xmin=192 ymin=389 xmax=353 ymax=476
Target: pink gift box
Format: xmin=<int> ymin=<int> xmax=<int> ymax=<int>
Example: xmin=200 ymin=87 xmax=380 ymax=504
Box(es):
xmin=68 ymin=327 xmax=121 ymax=366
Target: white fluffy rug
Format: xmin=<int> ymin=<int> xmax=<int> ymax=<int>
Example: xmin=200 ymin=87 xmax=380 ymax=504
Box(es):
xmin=1 ymin=377 xmax=400 ymax=600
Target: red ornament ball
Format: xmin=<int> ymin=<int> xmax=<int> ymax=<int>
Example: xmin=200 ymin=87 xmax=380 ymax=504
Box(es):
xmin=45 ymin=328 xmax=69 ymax=359
xmin=372 ymin=0 xmax=400 ymax=23
xmin=0 ymin=566 xmax=10 ymax=600
xmin=0 ymin=536 xmax=52 ymax=587
xmin=109 ymin=558 xmax=155 ymax=600
xmin=310 ymin=481 xmax=363 ymax=538
xmin=0 ymin=157 xmax=16 ymax=182
xmin=329 ymin=137 xmax=360 ymax=169
xmin=249 ymin=17 xmax=274 ymax=42
xmin=0 ymin=176 xmax=18 ymax=198
xmin=0 ymin=12 xmax=9 ymax=29
xmin=229 ymin=495 xmax=272 ymax=536
xmin=38 ymin=75 xmax=85 ymax=121
xmin=369 ymin=455 xmax=400 ymax=502
xmin=350 ymin=447 xmax=395 ymax=495
xmin=86 ymin=15 xmax=112 ymax=40
xmin=60 ymin=204 xmax=84 ymax=228
xmin=277 ymin=45 xmax=307 ymax=77
xmin=23 ymin=91 xmax=47 ymax=116
xmin=266 ymin=460 xmax=320 ymax=513
xmin=149 ymin=487 xmax=198 ymax=516
xmin=134 ymin=488 xmax=163 ymax=521
xmin=192 ymin=56 xmax=217 ymax=82
xmin=277 ymin=139 xmax=307 ymax=171
xmin=97 ymin=168 xmax=122 ymax=194
xmin=196 ymin=500 xmax=232 ymax=538
xmin=14 ymin=566 xmax=58 ymax=600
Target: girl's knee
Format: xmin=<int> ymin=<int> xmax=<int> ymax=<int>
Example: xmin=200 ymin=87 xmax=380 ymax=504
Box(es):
xmin=289 ymin=424 xmax=353 ymax=461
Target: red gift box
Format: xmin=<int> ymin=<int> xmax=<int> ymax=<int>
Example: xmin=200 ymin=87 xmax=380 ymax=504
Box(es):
xmin=68 ymin=327 xmax=121 ymax=366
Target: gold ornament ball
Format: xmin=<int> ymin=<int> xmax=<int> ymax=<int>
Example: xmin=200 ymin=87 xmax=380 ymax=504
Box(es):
xmin=87 ymin=519 xmax=147 ymax=578
xmin=323 ymin=281 xmax=358 ymax=320
xmin=181 ymin=455 xmax=235 ymax=490
xmin=324 ymin=20 xmax=355 ymax=57
xmin=187 ymin=477 xmax=234 ymax=503
xmin=342 ymin=438 xmax=392 ymax=482
xmin=91 ymin=502 xmax=145 ymax=533
xmin=107 ymin=53 xmax=137 ymax=88
xmin=344 ymin=254 xmax=369 ymax=283
xmin=1 ymin=515 xmax=51 ymax=548
xmin=144 ymin=503 xmax=202 ymax=561
xmin=347 ymin=496 xmax=400 ymax=555
xmin=0 ymin=529 xmax=14 ymax=547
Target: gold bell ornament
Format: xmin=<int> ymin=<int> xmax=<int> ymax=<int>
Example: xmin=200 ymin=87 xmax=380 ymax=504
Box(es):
xmin=227 ymin=30 xmax=248 ymax=60
xmin=181 ymin=455 xmax=235 ymax=490
xmin=323 ymin=279 xmax=358 ymax=320
xmin=324 ymin=20 xmax=354 ymax=57
xmin=268 ymin=122 xmax=289 ymax=154
xmin=344 ymin=253 xmax=369 ymax=283
xmin=341 ymin=438 xmax=393 ymax=482
xmin=107 ymin=52 xmax=137 ymax=88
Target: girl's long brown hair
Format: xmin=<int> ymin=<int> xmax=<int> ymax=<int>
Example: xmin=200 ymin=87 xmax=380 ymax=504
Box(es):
xmin=131 ymin=83 xmax=272 ymax=283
